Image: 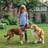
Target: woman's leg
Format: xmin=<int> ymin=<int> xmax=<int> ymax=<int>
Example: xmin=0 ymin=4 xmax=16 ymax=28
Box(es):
xmin=25 ymin=30 xmax=28 ymax=42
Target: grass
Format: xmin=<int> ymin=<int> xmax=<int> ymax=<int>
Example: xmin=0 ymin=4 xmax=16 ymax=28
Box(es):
xmin=0 ymin=24 xmax=48 ymax=48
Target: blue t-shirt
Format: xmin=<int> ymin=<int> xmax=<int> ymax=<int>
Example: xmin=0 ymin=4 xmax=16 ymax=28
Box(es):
xmin=19 ymin=12 xmax=28 ymax=25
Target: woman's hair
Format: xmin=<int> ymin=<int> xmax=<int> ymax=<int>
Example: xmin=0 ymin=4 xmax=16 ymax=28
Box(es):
xmin=19 ymin=5 xmax=26 ymax=16
xmin=20 ymin=7 xmax=25 ymax=14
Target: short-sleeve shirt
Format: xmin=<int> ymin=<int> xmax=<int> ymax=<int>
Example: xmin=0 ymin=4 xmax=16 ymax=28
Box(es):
xmin=19 ymin=12 xmax=28 ymax=25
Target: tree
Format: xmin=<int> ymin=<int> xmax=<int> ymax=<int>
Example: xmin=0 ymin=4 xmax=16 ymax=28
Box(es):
xmin=13 ymin=0 xmax=29 ymax=8
xmin=0 ymin=0 xmax=41 ymax=10
xmin=26 ymin=0 xmax=41 ymax=9
xmin=0 ymin=0 xmax=13 ymax=18
xmin=13 ymin=0 xmax=40 ymax=10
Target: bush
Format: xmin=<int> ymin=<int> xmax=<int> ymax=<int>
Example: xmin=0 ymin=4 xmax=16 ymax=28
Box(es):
xmin=8 ymin=17 xmax=18 ymax=25
xmin=1 ymin=18 xmax=9 ymax=25
xmin=3 ymin=12 xmax=10 ymax=19
xmin=28 ymin=12 xmax=30 ymax=19
xmin=28 ymin=20 xmax=33 ymax=26
xmin=33 ymin=12 xmax=36 ymax=22
xmin=35 ymin=21 xmax=41 ymax=24
xmin=41 ymin=13 xmax=46 ymax=23
xmin=0 ymin=22 xmax=7 ymax=29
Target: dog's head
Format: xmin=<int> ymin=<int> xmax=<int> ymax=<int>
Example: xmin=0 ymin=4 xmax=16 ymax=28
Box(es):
xmin=25 ymin=24 xmax=30 ymax=29
xmin=31 ymin=24 xmax=37 ymax=30
xmin=21 ymin=24 xmax=30 ymax=31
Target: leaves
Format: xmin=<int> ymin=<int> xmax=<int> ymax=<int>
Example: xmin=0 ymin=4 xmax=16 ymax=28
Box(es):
xmin=13 ymin=0 xmax=40 ymax=10
xmin=0 ymin=0 xmax=41 ymax=10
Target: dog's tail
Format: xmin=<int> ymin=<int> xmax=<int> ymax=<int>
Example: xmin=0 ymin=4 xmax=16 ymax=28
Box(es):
xmin=4 ymin=30 xmax=9 ymax=37
xmin=4 ymin=34 xmax=8 ymax=37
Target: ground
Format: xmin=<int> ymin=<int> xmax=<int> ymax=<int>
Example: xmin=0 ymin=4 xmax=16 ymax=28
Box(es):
xmin=0 ymin=24 xmax=48 ymax=48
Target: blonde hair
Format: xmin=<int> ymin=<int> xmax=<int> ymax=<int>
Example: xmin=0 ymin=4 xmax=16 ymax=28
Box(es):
xmin=19 ymin=5 xmax=27 ymax=16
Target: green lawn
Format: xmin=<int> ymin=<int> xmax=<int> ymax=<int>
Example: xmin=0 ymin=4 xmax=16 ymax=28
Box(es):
xmin=0 ymin=24 xmax=48 ymax=48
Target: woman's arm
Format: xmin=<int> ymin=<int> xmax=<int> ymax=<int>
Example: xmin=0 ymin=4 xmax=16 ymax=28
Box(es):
xmin=26 ymin=16 xmax=28 ymax=24
xmin=18 ymin=17 xmax=20 ymax=26
xmin=17 ymin=7 xmax=21 ymax=26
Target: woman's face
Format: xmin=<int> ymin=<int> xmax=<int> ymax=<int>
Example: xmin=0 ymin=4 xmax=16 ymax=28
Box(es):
xmin=21 ymin=9 xmax=25 ymax=13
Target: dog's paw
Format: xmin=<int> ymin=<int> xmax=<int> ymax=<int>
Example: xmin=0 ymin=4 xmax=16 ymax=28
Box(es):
xmin=20 ymin=41 xmax=23 ymax=44
xmin=7 ymin=40 xmax=11 ymax=44
xmin=22 ymin=32 xmax=24 ymax=35
xmin=34 ymin=41 xmax=38 ymax=44
xmin=40 ymin=39 xmax=42 ymax=42
xmin=42 ymin=41 xmax=44 ymax=44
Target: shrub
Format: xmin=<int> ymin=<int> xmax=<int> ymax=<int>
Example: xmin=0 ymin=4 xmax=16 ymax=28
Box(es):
xmin=35 ymin=21 xmax=41 ymax=24
xmin=33 ymin=12 xmax=36 ymax=22
xmin=41 ymin=13 xmax=46 ymax=23
xmin=3 ymin=12 xmax=10 ymax=19
xmin=8 ymin=17 xmax=18 ymax=25
xmin=1 ymin=18 xmax=9 ymax=25
xmin=28 ymin=12 xmax=30 ymax=19
xmin=0 ymin=22 xmax=7 ymax=29
xmin=28 ymin=20 xmax=33 ymax=26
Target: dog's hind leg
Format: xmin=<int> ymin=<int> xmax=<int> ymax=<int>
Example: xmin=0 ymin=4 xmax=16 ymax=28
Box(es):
xmin=41 ymin=35 xmax=44 ymax=44
xmin=7 ymin=34 xmax=12 ymax=43
xmin=20 ymin=35 xmax=23 ymax=44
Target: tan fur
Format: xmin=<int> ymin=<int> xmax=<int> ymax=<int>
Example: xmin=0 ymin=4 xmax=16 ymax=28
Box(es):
xmin=31 ymin=24 xmax=44 ymax=44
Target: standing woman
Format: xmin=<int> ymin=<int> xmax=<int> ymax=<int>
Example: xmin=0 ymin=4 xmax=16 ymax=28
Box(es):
xmin=18 ymin=5 xmax=29 ymax=44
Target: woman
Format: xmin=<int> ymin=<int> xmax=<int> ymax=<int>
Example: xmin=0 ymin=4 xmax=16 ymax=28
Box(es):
xmin=18 ymin=5 xmax=29 ymax=43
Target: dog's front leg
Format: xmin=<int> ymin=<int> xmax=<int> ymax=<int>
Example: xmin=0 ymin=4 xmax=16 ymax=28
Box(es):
xmin=34 ymin=36 xmax=39 ymax=44
xmin=20 ymin=35 xmax=23 ymax=44
xmin=41 ymin=35 xmax=44 ymax=44
xmin=34 ymin=39 xmax=38 ymax=44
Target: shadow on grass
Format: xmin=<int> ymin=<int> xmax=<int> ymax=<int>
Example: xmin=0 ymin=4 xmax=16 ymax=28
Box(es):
xmin=0 ymin=40 xmax=44 ymax=47
xmin=1 ymin=41 xmax=42 ymax=46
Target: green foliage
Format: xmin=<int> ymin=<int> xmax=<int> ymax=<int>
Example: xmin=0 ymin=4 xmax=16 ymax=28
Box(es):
xmin=35 ymin=21 xmax=41 ymax=24
xmin=3 ymin=12 xmax=10 ymax=19
xmin=33 ymin=12 xmax=36 ymax=23
xmin=28 ymin=20 xmax=33 ymax=26
xmin=41 ymin=13 xmax=46 ymax=23
xmin=0 ymin=22 xmax=7 ymax=29
xmin=8 ymin=17 xmax=18 ymax=25
xmin=13 ymin=0 xmax=29 ymax=6
xmin=28 ymin=12 xmax=30 ymax=19
xmin=26 ymin=0 xmax=41 ymax=9
xmin=0 ymin=18 xmax=9 ymax=25
xmin=0 ymin=0 xmax=41 ymax=10
xmin=13 ymin=0 xmax=40 ymax=9
xmin=0 ymin=0 xmax=6 ymax=7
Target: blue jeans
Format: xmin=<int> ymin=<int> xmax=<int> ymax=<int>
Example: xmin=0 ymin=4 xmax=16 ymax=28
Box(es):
xmin=20 ymin=25 xmax=28 ymax=41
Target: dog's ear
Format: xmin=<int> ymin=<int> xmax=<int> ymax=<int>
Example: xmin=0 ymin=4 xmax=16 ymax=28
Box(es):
xmin=25 ymin=24 xmax=27 ymax=28
xmin=32 ymin=24 xmax=37 ymax=31
xmin=25 ymin=24 xmax=30 ymax=29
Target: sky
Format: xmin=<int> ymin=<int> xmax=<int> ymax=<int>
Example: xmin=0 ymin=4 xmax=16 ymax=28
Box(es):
xmin=40 ymin=0 xmax=46 ymax=2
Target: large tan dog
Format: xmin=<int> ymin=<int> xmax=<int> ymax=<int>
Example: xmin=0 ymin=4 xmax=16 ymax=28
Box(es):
xmin=31 ymin=24 xmax=44 ymax=44
xmin=4 ymin=24 xmax=30 ymax=44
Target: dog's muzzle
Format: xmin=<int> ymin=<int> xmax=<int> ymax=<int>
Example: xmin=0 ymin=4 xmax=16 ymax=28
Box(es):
xmin=30 ymin=25 xmax=33 ymax=29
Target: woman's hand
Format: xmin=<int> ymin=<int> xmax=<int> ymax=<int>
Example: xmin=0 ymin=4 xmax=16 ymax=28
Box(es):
xmin=27 ymin=22 xmax=28 ymax=24
xmin=26 ymin=16 xmax=28 ymax=24
xmin=18 ymin=24 xmax=19 ymax=27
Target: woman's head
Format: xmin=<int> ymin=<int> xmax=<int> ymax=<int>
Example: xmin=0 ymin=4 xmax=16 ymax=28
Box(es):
xmin=19 ymin=5 xmax=27 ymax=14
